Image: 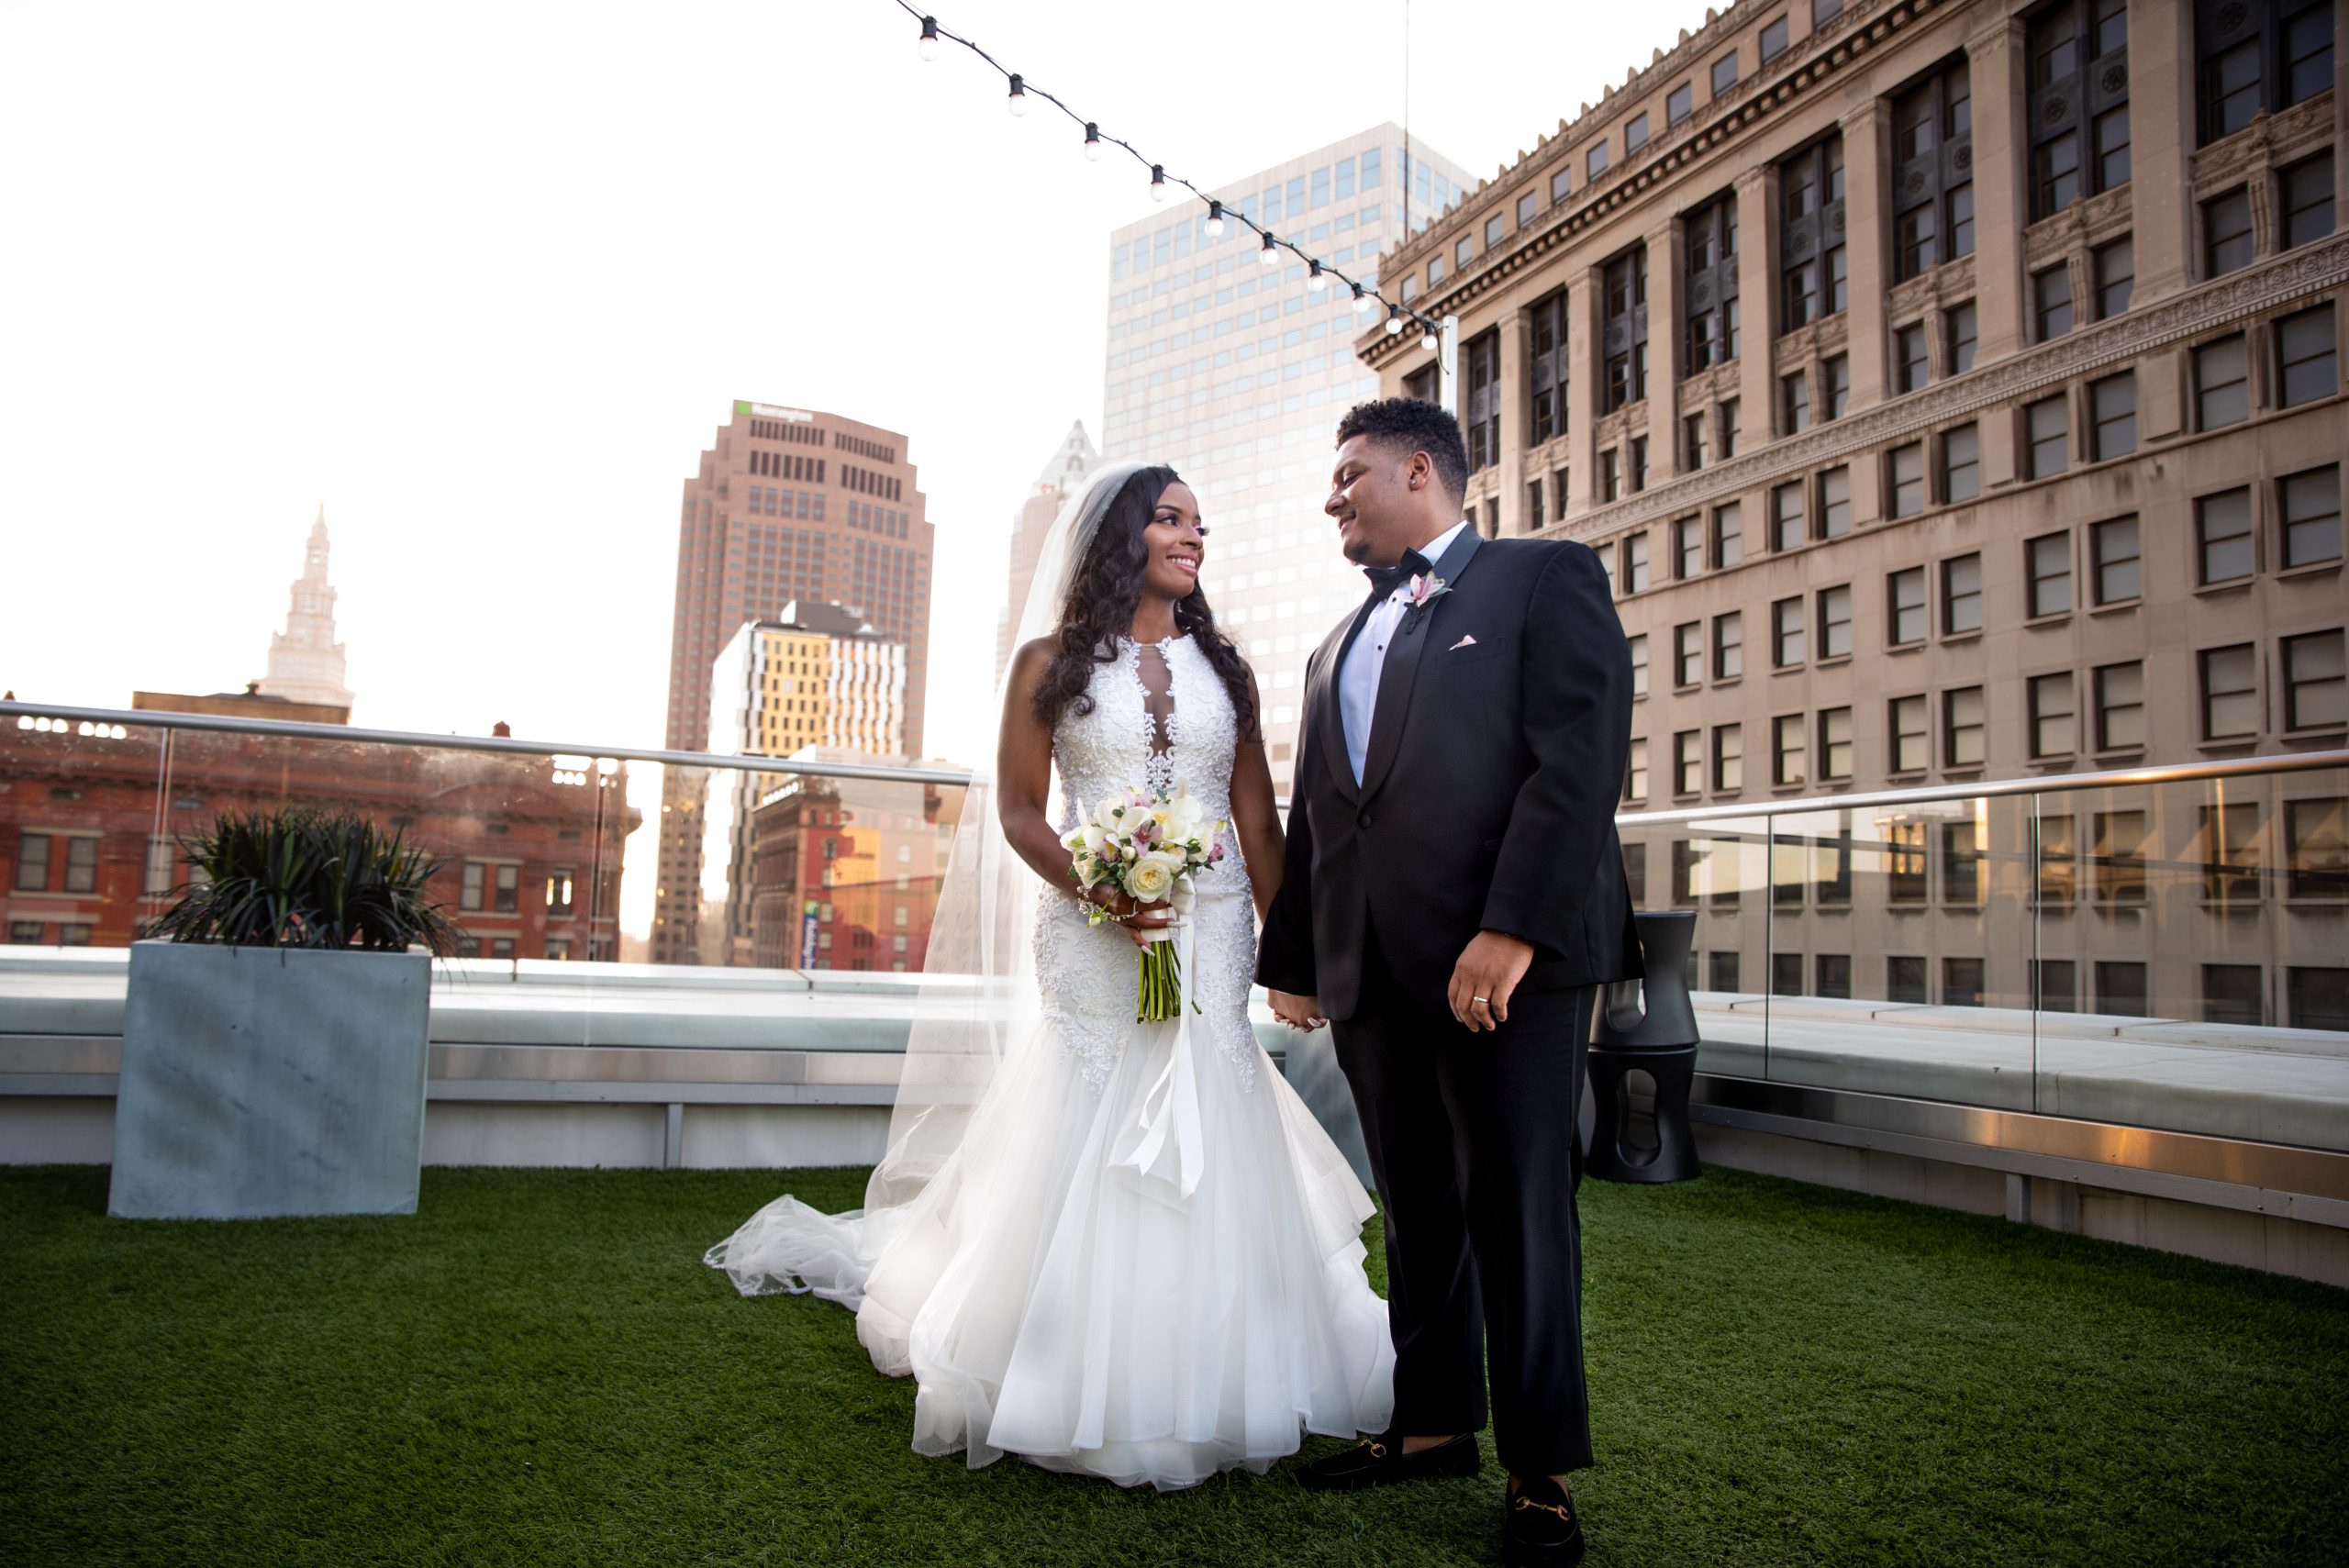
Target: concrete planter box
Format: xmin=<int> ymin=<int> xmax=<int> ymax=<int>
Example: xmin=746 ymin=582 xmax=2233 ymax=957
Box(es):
xmin=108 ymin=940 xmax=430 ymax=1219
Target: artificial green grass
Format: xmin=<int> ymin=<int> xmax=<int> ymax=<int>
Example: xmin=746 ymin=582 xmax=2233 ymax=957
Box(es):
xmin=2 ymin=1163 xmax=2342 ymax=1568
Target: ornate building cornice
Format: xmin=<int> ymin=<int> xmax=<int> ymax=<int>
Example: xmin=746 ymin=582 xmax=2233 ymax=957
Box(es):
xmin=1542 ymin=233 xmax=2349 ymax=542
xmin=1364 ymin=0 xmax=1954 ymax=369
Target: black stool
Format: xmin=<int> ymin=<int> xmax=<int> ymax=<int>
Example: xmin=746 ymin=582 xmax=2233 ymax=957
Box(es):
xmin=1585 ymin=910 xmax=1702 ymax=1184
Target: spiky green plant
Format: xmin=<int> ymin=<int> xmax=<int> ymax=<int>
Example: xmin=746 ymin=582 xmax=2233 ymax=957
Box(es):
xmin=151 ymin=808 xmax=462 ymax=955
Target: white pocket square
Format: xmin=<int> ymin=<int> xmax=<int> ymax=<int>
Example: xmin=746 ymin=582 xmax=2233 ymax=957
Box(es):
xmin=1448 ymin=634 xmax=1478 ymax=651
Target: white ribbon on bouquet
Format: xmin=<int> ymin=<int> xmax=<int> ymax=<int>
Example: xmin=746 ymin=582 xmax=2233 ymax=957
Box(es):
xmin=1108 ymin=905 xmax=1205 ymax=1203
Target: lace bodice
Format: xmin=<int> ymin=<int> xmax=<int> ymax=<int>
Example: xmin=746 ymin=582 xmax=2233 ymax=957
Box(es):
xmin=1036 ymin=633 xmax=1258 ymax=1095
xmin=1051 ymin=635 xmax=1247 ymax=893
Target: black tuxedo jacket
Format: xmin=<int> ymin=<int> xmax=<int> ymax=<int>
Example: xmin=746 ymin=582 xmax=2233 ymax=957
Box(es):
xmin=1254 ymin=526 xmax=1642 ymax=1020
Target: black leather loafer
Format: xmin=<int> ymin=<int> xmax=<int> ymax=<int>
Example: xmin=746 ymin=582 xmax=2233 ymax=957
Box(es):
xmin=1503 ymin=1474 xmax=1585 ymax=1567
xmin=1296 ymin=1431 xmax=1482 ymax=1492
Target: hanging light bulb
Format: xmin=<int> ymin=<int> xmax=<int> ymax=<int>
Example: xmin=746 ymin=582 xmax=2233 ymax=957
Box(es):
xmin=1206 ymin=200 xmax=1226 ymax=239
xmin=918 ymin=15 xmax=940 ymax=61
xmin=1419 ymin=325 xmax=1440 ymax=351
xmin=1257 ymin=231 xmax=1280 ymax=268
xmin=1385 ymin=304 xmax=1405 ymax=337
xmin=1083 ymin=122 xmax=1102 ymax=161
xmin=1352 ymin=282 xmax=1374 ymax=316
xmin=1149 ymin=164 xmax=1168 ymax=202
xmin=1307 ymin=260 xmax=1328 ymax=293
xmin=1007 ymin=73 xmax=1028 ymax=116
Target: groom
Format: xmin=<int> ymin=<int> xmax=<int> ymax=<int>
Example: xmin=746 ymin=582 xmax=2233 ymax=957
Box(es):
xmin=1258 ymin=398 xmax=1639 ymax=1566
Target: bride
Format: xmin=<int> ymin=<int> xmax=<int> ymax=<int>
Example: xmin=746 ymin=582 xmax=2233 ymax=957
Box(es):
xmin=706 ymin=462 xmax=1395 ymax=1490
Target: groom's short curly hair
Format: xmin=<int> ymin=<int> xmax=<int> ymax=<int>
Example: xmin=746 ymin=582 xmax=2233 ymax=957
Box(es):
xmin=1336 ymin=397 xmax=1468 ymax=505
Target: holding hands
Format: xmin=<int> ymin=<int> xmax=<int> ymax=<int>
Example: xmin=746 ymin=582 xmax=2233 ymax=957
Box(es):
xmin=1270 ymin=930 xmax=1532 ymax=1033
xmin=1267 ymin=989 xmax=1326 ymax=1031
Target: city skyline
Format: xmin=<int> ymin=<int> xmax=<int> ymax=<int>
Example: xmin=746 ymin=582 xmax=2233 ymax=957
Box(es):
xmin=0 ymin=0 xmax=1720 ymax=794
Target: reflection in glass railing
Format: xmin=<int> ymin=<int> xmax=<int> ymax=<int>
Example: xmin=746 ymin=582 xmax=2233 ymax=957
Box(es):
xmin=1616 ymin=764 xmax=2349 ymax=1151
xmin=6 ymin=703 xmax=2345 ymax=1151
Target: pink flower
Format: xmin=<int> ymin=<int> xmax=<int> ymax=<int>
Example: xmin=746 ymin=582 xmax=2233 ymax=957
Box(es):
xmin=1406 ymin=573 xmax=1452 ymax=609
xmin=1207 ymin=842 xmax=1225 ymax=864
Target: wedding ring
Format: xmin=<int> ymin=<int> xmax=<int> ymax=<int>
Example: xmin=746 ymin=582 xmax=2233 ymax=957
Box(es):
xmin=1473 ymin=995 xmax=1489 ymax=1004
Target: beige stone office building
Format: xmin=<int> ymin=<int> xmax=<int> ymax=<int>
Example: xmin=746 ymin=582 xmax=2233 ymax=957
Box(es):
xmin=1102 ymin=126 xmax=1474 ymax=794
xmin=1367 ymin=0 xmax=2346 ymax=1029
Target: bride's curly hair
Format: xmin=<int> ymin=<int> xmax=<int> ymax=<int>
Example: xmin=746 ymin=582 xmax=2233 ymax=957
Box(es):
xmin=1033 ymin=465 xmax=1260 ymax=742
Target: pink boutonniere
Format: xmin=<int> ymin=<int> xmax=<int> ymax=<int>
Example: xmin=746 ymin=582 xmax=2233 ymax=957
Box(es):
xmin=1405 ymin=573 xmax=1451 ymax=609
xmin=1401 ymin=573 xmax=1452 ymax=629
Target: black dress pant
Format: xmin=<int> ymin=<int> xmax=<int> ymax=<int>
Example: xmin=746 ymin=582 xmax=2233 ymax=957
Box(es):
xmin=1331 ymin=920 xmax=1596 ymax=1476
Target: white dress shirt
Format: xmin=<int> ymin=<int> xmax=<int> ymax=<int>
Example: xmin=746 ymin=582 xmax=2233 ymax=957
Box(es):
xmin=1339 ymin=518 xmax=1472 ymax=785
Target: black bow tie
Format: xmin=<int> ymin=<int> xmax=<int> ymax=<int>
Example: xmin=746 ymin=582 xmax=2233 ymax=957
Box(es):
xmin=1364 ymin=549 xmax=1435 ymax=598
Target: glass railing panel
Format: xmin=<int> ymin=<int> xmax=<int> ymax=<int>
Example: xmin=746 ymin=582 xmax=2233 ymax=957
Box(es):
xmin=1 ymin=714 xmax=169 ymax=950
xmin=1763 ymin=795 xmax=2035 ymax=1109
xmin=141 ymin=728 xmax=635 ymax=965
xmin=1623 ymin=812 xmax=1773 ymax=1079
xmin=2032 ymin=768 xmax=2349 ymax=1151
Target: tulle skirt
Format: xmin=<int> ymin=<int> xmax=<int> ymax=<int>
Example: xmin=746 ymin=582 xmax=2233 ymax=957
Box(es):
xmin=705 ymin=1010 xmax=1396 ymax=1490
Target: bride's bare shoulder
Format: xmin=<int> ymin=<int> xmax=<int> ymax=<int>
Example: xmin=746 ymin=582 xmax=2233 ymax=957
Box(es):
xmin=1008 ymin=637 xmax=1062 ymax=693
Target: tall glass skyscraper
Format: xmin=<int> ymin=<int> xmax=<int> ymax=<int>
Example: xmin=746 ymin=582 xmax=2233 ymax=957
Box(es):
xmin=1099 ymin=125 xmax=1472 ymax=793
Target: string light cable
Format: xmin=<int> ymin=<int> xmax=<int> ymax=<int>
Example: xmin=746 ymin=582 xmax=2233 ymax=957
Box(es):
xmin=895 ymin=3 xmax=1448 ymax=353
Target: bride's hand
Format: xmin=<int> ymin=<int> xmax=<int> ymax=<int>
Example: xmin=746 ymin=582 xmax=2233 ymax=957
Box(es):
xmin=1085 ymin=885 xmax=1175 ymax=948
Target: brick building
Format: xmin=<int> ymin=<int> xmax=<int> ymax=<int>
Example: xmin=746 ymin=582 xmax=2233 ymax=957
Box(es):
xmin=747 ymin=764 xmax=962 ymax=973
xmin=4 ymin=692 xmax=639 ymax=960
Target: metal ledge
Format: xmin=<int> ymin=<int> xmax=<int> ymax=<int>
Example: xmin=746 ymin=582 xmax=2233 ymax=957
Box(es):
xmin=1690 ymin=1073 xmax=2349 ymax=1228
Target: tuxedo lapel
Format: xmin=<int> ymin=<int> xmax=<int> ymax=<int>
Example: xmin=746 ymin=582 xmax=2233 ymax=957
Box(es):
xmin=1357 ymin=528 xmax=1485 ymax=805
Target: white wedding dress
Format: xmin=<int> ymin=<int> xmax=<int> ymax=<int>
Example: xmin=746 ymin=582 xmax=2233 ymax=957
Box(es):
xmin=706 ymin=632 xmax=1395 ymax=1490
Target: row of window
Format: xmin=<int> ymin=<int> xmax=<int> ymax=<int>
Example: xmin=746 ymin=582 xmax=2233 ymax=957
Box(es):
xmin=1642 ymin=796 xmax=2349 ymax=912
xmin=1638 ymin=473 xmax=2338 ymax=665
xmin=838 ymin=463 xmax=902 ymax=504
xmin=1631 ymin=630 xmax=2344 ymax=804
xmin=8 ymin=835 xmax=609 ymax=923
xmin=748 ymin=450 xmax=821 ymax=483
xmin=1596 ymin=330 xmax=2338 ymax=601
xmin=1668 ymin=942 xmax=2347 ymax=1029
xmin=831 ymin=431 xmax=896 ymax=464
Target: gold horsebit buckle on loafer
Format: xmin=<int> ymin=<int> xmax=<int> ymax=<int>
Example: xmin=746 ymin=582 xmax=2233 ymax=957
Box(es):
xmin=1512 ymin=1495 xmax=1575 ymax=1522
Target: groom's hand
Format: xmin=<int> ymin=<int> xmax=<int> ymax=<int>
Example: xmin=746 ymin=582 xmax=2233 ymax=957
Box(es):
xmin=1450 ymin=931 xmax=1534 ymax=1031
xmin=1267 ymin=989 xmax=1326 ymax=1030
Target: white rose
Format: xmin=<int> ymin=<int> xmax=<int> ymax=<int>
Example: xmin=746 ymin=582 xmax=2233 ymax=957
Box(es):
xmin=1125 ymin=857 xmax=1175 ymax=903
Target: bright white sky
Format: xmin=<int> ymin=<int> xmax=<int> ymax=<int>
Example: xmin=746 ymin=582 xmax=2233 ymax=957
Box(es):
xmin=2 ymin=0 xmax=1711 ymax=934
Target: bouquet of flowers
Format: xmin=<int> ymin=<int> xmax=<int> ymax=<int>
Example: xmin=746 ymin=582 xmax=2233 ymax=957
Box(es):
xmin=1062 ymin=786 xmax=1226 ymax=1022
